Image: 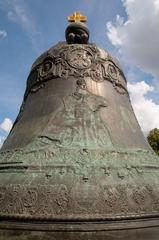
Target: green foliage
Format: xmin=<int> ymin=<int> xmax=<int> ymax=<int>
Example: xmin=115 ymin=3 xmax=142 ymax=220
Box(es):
xmin=147 ymin=128 xmax=159 ymax=155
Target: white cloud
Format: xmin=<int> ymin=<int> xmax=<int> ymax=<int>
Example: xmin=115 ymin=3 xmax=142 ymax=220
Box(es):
xmin=0 ymin=118 xmax=13 ymax=148
xmin=106 ymin=15 xmax=125 ymax=46
xmin=6 ymin=2 xmax=37 ymax=34
xmin=0 ymin=135 xmax=5 ymax=148
xmin=106 ymin=0 xmax=159 ymax=81
xmin=106 ymin=0 xmax=159 ymax=133
xmin=154 ymin=0 xmax=159 ymax=13
xmin=0 ymin=118 xmax=13 ymax=133
xmin=128 ymin=81 xmax=159 ymax=135
xmin=0 ymin=29 xmax=7 ymax=38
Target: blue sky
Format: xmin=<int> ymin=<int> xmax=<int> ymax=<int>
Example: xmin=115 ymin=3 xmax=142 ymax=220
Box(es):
xmin=0 ymin=0 xmax=159 ymax=145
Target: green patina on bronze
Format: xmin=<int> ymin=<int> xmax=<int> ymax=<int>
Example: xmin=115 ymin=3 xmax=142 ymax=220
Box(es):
xmin=0 ymin=13 xmax=159 ymax=240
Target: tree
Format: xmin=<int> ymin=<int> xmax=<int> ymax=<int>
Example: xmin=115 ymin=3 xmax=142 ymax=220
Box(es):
xmin=147 ymin=128 xmax=159 ymax=155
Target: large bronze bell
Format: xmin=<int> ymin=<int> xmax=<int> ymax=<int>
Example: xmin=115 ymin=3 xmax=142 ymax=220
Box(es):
xmin=0 ymin=12 xmax=159 ymax=240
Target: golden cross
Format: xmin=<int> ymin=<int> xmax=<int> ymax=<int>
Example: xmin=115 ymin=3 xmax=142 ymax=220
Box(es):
xmin=68 ymin=12 xmax=87 ymax=23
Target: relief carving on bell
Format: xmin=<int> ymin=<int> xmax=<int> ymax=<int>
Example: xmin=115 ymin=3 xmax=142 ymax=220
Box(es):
xmin=0 ymin=11 xmax=159 ymax=240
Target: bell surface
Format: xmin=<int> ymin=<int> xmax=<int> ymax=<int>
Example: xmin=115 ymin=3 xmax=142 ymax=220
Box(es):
xmin=0 ymin=13 xmax=159 ymax=240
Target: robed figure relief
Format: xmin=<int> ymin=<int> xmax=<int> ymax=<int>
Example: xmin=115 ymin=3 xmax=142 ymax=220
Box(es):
xmin=28 ymin=78 xmax=113 ymax=150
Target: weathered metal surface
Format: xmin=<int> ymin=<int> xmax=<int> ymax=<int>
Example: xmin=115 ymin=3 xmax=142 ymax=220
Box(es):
xmin=1 ymin=218 xmax=159 ymax=239
xmin=1 ymin=43 xmax=150 ymax=151
xmin=0 ymin=21 xmax=159 ymax=239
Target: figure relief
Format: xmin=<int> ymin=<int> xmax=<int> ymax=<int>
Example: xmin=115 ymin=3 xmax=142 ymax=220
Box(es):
xmin=108 ymin=63 xmax=118 ymax=80
xmin=39 ymin=57 xmax=54 ymax=80
xmin=29 ymin=77 xmax=113 ymax=150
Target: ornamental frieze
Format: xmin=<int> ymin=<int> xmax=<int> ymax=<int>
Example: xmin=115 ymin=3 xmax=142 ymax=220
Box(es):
xmin=0 ymin=184 xmax=159 ymax=219
xmin=25 ymin=44 xmax=128 ymax=97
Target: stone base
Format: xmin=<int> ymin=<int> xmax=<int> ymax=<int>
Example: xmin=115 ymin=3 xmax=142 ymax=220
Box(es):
xmin=0 ymin=218 xmax=159 ymax=240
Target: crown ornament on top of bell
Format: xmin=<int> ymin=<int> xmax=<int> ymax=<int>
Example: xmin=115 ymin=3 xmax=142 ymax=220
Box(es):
xmin=65 ymin=11 xmax=89 ymax=44
xmin=0 ymin=12 xmax=159 ymax=240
